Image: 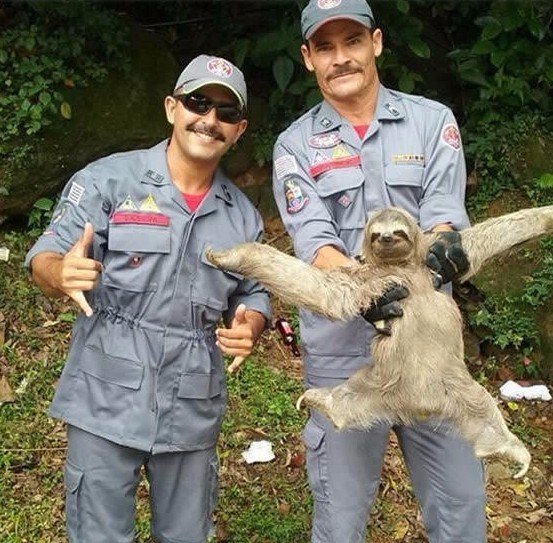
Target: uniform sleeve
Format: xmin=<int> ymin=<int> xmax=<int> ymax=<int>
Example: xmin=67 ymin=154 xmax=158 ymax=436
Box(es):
xmin=419 ymin=108 xmax=470 ymax=231
xmin=25 ymin=169 xmax=110 ymax=269
xmin=224 ymin=210 xmax=271 ymax=325
xmin=272 ymin=137 xmax=347 ymax=263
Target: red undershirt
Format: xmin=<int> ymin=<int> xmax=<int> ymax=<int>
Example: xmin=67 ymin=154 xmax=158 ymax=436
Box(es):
xmin=354 ymin=124 xmax=369 ymax=139
xmin=182 ymin=191 xmax=208 ymax=212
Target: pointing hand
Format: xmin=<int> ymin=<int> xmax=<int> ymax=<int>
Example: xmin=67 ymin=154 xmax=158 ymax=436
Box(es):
xmin=61 ymin=222 xmax=101 ymax=316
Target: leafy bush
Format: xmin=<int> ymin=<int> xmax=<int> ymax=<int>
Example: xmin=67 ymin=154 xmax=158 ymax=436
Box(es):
xmin=0 ymin=0 xmax=129 ymax=155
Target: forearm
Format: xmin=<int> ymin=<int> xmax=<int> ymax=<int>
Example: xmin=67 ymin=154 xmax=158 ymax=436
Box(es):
xmin=312 ymin=245 xmax=354 ymax=269
xmin=30 ymin=252 xmax=66 ymax=298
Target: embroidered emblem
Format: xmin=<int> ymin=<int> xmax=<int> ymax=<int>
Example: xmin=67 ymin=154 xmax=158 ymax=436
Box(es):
xmin=392 ymin=154 xmax=425 ymax=166
xmin=207 ymin=57 xmax=233 ymax=78
xmin=308 ymin=132 xmax=341 ymax=148
xmin=442 ymin=123 xmax=461 ymax=151
xmin=140 ymin=194 xmax=159 ymax=212
xmin=309 ymin=155 xmax=361 ymax=178
xmin=274 ymin=154 xmax=298 ymax=180
xmin=337 ymin=194 xmax=352 ymax=208
xmin=67 ymin=182 xmax=85 ymax=205
xmin=312 ymin=151 xmax=328 ymax=164
xmin=111 ymin=211 xmax=170 ymax=226
xmin=118 ymin=195 xmax=137 ymax=210
xmin=318 ymin=0 xmax=341 ymax=10
xmin=332 ymin=145 xmax=351 ymax=159
xmin=284 ymin=178 xmax=309 ymax=214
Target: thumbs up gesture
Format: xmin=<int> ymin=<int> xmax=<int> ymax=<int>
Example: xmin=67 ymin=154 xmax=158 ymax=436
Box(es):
xmin=60 ymin=222 xmax=102 ymax=316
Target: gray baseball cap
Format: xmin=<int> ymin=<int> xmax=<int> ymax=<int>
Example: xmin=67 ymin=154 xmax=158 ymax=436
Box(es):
xmin=301 ymin=0 xmax=375 ymax=40
xmin=173 ymin=54 xmax=247 ymax=108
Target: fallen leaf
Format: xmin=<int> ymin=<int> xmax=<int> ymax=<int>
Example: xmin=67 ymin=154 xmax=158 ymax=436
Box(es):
xmin=60 ymin=101 xmax=72 ymax=120
xmin=520 ymin=508 xmax=548 ymax=523
xmin=0 ymin=375 xmax=15 ymax=404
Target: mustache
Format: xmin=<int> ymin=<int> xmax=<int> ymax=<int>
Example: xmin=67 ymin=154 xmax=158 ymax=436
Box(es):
xmin=328 ymin=65 xmax=360 ymax=80
xmin=186 ymin=122 xmax=226 ymax=142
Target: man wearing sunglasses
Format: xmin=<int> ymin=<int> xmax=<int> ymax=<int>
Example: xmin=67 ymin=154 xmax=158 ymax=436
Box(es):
xmin=25 ymin=55 xmax=270 ymax=543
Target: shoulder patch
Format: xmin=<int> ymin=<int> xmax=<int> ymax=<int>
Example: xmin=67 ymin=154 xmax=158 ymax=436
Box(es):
xmin=441 ymin=123 xmax=461 ymax=151
xmin=284 ymin=178 xmax=309 ymax=215
xmin=274 ymin=154 xmax=298 ymax=180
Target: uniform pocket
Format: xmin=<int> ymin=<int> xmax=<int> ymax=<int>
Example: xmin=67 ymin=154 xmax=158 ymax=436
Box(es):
xmin=315 ymin=169 xmax=366 ymax=231
xmin=300 ymin=311 xmax=370 ymax=358
xmin=171 ymin=372 xmax=227 ymax=448
xmin=191 ymin=244 xmax=244 ymax=324
xmin=80 ymin=345 xmax=144 ymax=390
xmin=64 ymin=462 xmax=84 ymax=540
xmin=177 ymin=373 xmax=221 ymax=399
xmin=103 ymin=224 xmax=170 ymax=292
xmin=384 ymin=164 xmax=424 ymax=213
xmin=302 ymin=418 xmax=329 ymax=503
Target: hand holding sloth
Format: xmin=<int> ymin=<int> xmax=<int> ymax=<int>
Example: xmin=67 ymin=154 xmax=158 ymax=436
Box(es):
xmin=206 ymin=205 xmax=553 ymax=479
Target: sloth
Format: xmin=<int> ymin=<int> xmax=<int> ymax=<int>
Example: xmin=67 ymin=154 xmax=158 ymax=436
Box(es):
xmin=206 ymin=205 xmax=553 ymax=479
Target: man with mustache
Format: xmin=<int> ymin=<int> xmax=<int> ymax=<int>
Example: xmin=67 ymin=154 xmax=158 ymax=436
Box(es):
xmin=272 ymin=0 xmax=483 ymax=541
xmin=25 ymin=55 xmax=270 ymax=543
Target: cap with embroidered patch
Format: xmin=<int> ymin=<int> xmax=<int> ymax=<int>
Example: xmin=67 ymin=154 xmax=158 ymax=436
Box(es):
xmin=173 ymin=55 xmax=247 ymax=108
xmin=301 ymin=0 xmax=375 ymax=41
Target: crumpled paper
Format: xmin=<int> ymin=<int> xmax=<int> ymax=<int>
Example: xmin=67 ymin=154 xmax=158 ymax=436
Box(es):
xmin=499 ymin=380 xmax=552 ymax=401
xmin=241 ymin=440 xmax=275 ymax=464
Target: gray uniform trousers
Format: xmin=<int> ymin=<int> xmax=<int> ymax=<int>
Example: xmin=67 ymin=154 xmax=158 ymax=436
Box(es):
xmin=64 ymin=425 xmax=218 ymax=543
xmin=303 ymin=377 xmax=487 ymax=543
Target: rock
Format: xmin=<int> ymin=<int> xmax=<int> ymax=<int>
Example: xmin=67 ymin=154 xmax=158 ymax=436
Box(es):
xmin=0 ymin=21 xmax=178 ymax=224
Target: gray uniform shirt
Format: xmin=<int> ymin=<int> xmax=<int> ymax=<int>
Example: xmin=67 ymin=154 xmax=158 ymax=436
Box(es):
xmin=26 ymin=140 xmax=271 ymax=453
xmin=273 ymin=85 xmax=470 ymax=379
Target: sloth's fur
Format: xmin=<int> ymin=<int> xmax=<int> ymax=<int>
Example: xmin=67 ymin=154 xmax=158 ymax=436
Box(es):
xmin=206 ymin=205 xmax=553 ymax=478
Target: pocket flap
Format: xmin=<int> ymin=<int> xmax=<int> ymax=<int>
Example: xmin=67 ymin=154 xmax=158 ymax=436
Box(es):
xmin=315 ymin=169 xmax=364 ymax=198
xmin=177 ymin=372 xmax=221 ymax=399
xmin=64 ymin=463 xmax=84 ymax=493
xmin=80 ymin=346 xmax=144 ymax=390
xmin=384 ymin=164 xmax=424 ymax=186
xmin=302 ymin=418 xmax=325 ymax=450
xmin=108 ymin=224 xmax=170 ymax=254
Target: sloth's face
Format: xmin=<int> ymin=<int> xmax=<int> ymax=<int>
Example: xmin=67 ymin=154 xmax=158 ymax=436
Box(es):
xmin=362 ymin=210 xmax=416 ymax=264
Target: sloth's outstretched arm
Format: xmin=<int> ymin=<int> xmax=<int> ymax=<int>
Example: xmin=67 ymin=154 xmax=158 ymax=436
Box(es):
xmin=205 ymin=243 xmax=392 ymax=321
xmin=458 ymin=205 xmax=553 ymax=281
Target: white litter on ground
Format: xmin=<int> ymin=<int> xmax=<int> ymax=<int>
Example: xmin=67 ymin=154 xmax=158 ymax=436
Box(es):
xmin=499 ymin=380 xmax=552 ymax=401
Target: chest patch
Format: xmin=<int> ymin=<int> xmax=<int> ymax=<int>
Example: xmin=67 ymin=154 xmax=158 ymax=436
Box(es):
xmin=118 ymin=195 xmax=138 ymax=210
xmin=308 ymin=154 xmax=361 ymax=178
xmin=309 ymin=132 xmax=341 ymax=148
xmin=392 ymin=154 xmax=425 ymax=166
xmin=111 ymin=211 xmax=170 ymax=227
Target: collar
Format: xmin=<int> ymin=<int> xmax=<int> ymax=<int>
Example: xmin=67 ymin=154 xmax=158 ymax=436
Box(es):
xmin=312 ymin=85 xmax=405 ymax=134
xmin=139 ymin=139 xmax=173 ymax=187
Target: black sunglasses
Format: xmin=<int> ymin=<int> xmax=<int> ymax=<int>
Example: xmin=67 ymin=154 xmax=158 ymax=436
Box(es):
xmin=174 ymin=92 xmax=245 ymax=124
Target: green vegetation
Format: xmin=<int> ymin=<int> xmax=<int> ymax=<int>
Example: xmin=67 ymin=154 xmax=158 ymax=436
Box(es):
xmin=0 ymin=0 xmax=129 ymax=160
